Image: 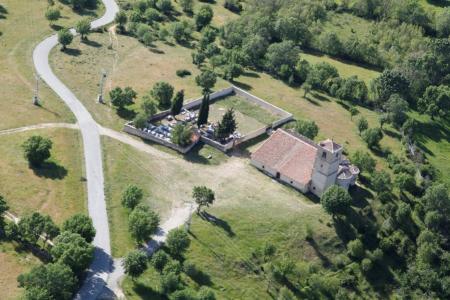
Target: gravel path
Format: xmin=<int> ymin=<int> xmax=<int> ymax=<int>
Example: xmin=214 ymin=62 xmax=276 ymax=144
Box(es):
xmin=0 ymin=123 xmax=78 ymax=136
xmin=32 ymin=1 xmax=119 ymax=299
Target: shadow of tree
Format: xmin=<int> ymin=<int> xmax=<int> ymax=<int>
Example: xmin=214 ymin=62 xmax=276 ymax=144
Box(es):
xmin=307 ymin=238 xmax=332 ymax=268
xmin=50 ymin=24 xmax=63 ymax=31
xmin=117 ymin=107 xmax=137 ymax=120
xmin=201 ymin=211 xmax=235 ymax=237
xmin=233 ymin=80 xmax=253 ymax=91
xmin=32 ymin=161 xmax=68 ymax=179
xmin=64 ymin=48 xmax=82 ymax=56
xmin=82 ymin=39 xmax=102 ymax=48
xmin=132 ymin=282 xmax=166 ymax=300
xmin=187 ymin=268 xmax=213 ymax=286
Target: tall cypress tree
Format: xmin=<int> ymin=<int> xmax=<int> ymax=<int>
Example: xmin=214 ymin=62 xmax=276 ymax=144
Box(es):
xmin=171 ymin=90 xmax=185 ymax=116
xmin=216 ymin=108 xmax=237 ymax=140
xmin=197 ymin=94 xmax=210 ymax=127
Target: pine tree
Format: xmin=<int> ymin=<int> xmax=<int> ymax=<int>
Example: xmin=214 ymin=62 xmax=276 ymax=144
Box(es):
xmin=197 ymin=94 xmax=210 ymax=127
xmin=216 ymin=108 xmax=237 ymax=140
xmin=171 ymin=90 xmax=184 ymax=116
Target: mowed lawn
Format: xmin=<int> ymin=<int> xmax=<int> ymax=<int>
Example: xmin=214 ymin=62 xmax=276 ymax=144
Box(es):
xmin=0 ymin=128 xmax=86 ymax=224
xmin=0 ymin=241 xmax=41 ymax=300
xmin=0 ymin=0 xmax=103 ymax=130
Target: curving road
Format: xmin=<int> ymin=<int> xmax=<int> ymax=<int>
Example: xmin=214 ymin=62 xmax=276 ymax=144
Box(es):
xmin=33 ymin=1 xmax=119 ymax=299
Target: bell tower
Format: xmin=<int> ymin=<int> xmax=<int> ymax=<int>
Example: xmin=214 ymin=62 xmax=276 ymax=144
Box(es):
xmin=310 ymin=139 xmax=343 ymax=197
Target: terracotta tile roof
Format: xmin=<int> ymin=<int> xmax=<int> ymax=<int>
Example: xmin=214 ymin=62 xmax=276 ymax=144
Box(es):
xmin=251 ymin=129 xmax=318 ymax=185
xmin=319 ymin=139 xmax=342 ymax=153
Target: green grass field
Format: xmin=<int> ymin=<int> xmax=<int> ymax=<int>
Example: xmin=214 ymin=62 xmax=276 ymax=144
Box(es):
xmin=0 ymin=0 xmax=104 ymax=130
xmin=302 ymin=52 xmax=380 ymax=84
xmin=0 ymin=128 xmax=86 ymax=224
xmin=208 ymin=95 xmax=280 ymax=135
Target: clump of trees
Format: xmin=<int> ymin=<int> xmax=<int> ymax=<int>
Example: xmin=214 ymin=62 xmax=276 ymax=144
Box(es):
xmin=110 ymin=86 xmax=137 ymax=111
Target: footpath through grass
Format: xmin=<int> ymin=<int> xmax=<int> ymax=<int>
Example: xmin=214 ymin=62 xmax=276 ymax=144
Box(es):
xmin=0 ymin=0 xmax=104 ymax=130
xmin=0 ymin=128 xmax=86 ymax=224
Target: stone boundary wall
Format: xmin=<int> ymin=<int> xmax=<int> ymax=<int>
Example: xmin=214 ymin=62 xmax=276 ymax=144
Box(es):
xmin=232 ymin=86 xmax=292 ymax=119
xmin=200 ymin=136 xmax=234 ymax=152
xmin=123 ymin=123 xmax=198 ymax=154
xmin=125 ymin=86 xmax=294 ymax=153
xmin=234 ymin=125 xmax=271 ymax=146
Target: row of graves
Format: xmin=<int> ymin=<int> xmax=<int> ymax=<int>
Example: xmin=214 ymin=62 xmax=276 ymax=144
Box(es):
xmin=124 ymin=86 xmax=293 ymax=153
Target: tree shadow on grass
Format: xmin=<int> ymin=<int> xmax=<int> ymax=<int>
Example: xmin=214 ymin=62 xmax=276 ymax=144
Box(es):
xmin=382 ymin=128 xmax=402 ymax=140
xmin=50 ymin=24 xmax=63 ymax=31
xmin=311 ymin=92 xmax=331 ymax=102
xmin=187 ymin=269 xmax=213 ymax=286
xmin=304 ymin=95 xmax=321 ymax=106
xmin=242 ymin=71 xmax=260 ymax=78
xmin=350 ymin=185 xmax=373 ymax=209
xmin=132 ymin=282 xmax=166 ymax=300
xmin=117 ymin=107 xmax=137 ymax=120
xmin=232 ymin=80 xmax=253 ymax=91
xmin=307 ymin=238 xmax=332 ymax=268
xmin=64 ymin=48 xmax=82 ymax=56
xmin=201 ymin=211 xmax=235 ymax=237
xmin=32 ymin=161 xmax=68 ymax=179
xmin=82 ymin=39 xmax=102 ymax=48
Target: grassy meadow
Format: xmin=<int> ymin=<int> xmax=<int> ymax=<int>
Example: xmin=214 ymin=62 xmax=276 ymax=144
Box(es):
xmin=0 ymin=0 xmax=104 ymax=130
xmin=0 ymin=128 xmax=86 ymax=224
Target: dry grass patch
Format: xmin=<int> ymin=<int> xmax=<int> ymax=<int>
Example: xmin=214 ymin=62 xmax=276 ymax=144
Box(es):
xmin=50 ymin=32 xmax=229 ymax=130
xmin=102 ymin=136 xmax=317 ymax=257
xmin=0 ymin=128 xmax=86 ymax=224
xmin=0 ymin=241 xmax=41 ymax=300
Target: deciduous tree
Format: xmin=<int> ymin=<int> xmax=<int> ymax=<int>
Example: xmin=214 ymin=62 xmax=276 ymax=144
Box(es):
xmin=22 ymin=136 xmax=52 ymax=167
xmin=195 ymin=5 xmax=213 ymax=30
xmin=123 ymin=250 xmax=148 ymax=279
xmin=320 ymin=185 xmax=352 ymax=217
xmin=192 ymin=186 xmax=215 ymax=213
xmin=57 ymin=28 xmax=73 ymax=50
xmin=75 ymin=18 xmax=91 ymax=40
xmin=294 ymin=119 xmax=319 ymax=140
xmin=128 ymin=205 xmax=160 ymax=243
xmin=62 ymin=214 xmax=96 ymax=243
xmin=151 ymin=81 xmax=174 ymax=109
xmin=18 ymin=263 xmax=77 ymax=300
xmin=121 ymin=185 xmax=144 ymax=209
xmin=166 ymin=228 xmax=190 ymax=257
xmin=51 ymin=232 xmax=94 ymax=275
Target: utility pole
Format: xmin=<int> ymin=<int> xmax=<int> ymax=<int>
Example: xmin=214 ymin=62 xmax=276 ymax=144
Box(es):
xmin=32 ymin=74 xmax=40 ymax=106
xmin=96 ymin=69 xmax=107 ymax=104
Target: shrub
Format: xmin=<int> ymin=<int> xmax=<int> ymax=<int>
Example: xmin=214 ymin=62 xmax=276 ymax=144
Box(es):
xmin=224 ymin=0 xmax=242 ymax=13
xmin=176 ymin=69 xmax=191 ymax=77
xmin=347 ymin=239 xmax=365 ymax=260
xmin=361 ymin=258 xmax=372 ymax=273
